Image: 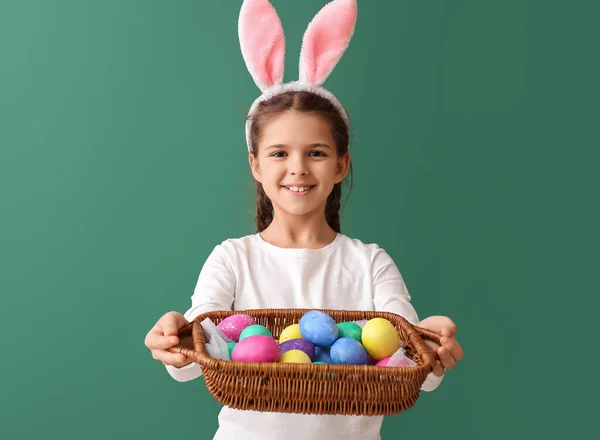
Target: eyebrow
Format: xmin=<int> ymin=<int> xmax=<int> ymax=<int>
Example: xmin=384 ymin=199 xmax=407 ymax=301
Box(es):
xmin=264 ymin=143 xmax=333 ymax=151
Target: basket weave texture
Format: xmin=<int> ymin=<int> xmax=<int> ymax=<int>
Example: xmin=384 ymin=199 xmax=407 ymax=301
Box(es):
xmin=172 ymin=308 xmax=441 ymax=416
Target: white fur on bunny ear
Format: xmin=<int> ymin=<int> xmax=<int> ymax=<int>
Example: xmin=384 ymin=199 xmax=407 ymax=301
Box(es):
xmin=239 ymin=0 xmax=285 ymax=92
xmin=299 ymin=0 xmax=357 ymax=86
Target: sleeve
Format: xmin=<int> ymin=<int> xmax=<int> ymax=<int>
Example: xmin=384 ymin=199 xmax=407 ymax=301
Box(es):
xmin=370 ymin=245 xmax=444 ymax=392
xmin=165 ymin=244 xmax=236 ymax=382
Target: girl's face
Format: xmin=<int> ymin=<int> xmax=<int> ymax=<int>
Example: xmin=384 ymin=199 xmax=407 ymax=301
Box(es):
xmin=249 ymin=110 xmax=350 ymax=221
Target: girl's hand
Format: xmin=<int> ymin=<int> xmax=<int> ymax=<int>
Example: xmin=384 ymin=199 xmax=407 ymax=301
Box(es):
xmin=144 ymin=311 xmax=192 ymax=368
xmin=417 ymin=315 xmax=464 ymax=376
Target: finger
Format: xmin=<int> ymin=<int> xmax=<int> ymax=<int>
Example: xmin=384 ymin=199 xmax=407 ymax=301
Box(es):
xmin=160 ymin=313 xmax=183 ymax=337
xmin=438 ymin=346 xmax=456 ymax=371
xmin=152 ymin=349 xmax=190 ymax=367
xmin=450 ymin=340 xmax=464 ymax=362
xmin=441 ymin=323 xmax=457 ymax=337
xmin=432 ymin=360 xmax=444 ymax=377
xmin=147 ymin=333 xmax=180 ymax=350
xmin=145 ymin=329 xmax=163 ymax=349
xmin=441 ymin=336 xmax=464 ymax=362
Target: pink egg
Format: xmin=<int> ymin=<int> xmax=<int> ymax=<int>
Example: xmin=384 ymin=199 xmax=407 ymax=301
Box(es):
xmin=376 ymin=357 xmax=391 ymax=366
xmin=376 ymin=356 xmax=414 ymax=367
xmin=217 ymin=314 xmax=257 ymax=342
xmin=231 ymin=335 xmax=280 ymax=363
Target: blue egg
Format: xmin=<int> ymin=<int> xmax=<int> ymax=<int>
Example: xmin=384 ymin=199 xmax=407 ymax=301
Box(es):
xmin=314 ymin=346 xmax=332 ymax=364
xmin=330 ymin=337 xmax=369 ymax=365
xmin=299 ymin=311 xmax=339 ymax=348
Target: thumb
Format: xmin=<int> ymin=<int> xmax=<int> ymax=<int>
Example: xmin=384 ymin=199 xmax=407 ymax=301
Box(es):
xmin=419 ymin=316 xmax=457 ymax=336
xmin=161 ymin=312 xmax=184 ymax=336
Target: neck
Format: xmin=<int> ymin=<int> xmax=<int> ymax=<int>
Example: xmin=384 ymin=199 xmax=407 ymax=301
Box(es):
xmin=260 ymin=209 xmax=337 ymax=249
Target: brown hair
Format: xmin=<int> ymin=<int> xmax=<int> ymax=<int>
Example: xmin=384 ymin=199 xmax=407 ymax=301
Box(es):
xmin=248 ymin=91 xmax=353 ymax=233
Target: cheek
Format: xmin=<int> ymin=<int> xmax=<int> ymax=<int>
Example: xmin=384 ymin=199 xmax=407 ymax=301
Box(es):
xmin=262 ymin=166 xmax=281 ymax=179
xmin=316 ymin=161 xmax=339 ymax=179
xmin=260 ymin=166 xmax=285 ymax=189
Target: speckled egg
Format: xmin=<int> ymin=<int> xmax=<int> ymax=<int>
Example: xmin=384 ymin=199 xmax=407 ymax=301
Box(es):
xmin=279 ymin=338 xmax=315 ymax=360
xmin=361 ymin=318 xmax=401 ymax=360
xmin=330 ymin=337 xmax=369 ymax=365
xmin=239 ymin=324 xmax=273 ymax=341
xmin=299 ymin=311 xmax=338 ymax=347
xmin=217 ymin=314 xmax=256 ymax=342
xmin=231 ymin=335 xmax=280 ymax=363
xmin=314 ymin=346 xmax=332 ymax=364
xmin=279 ymin=324 xmax=303 ymax=343
xmin=280 ymin=350 xmax=312 ymax=363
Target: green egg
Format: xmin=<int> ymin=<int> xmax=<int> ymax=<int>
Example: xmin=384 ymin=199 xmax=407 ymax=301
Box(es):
xmin=313 ymin=361 xmax=326 ymax=364
xmin=227 ymin=341 xmax=236 ymax=359
xmin=336 ymin=322 xmax=362 ymax=342
xmin=239 ymin=324 xmax=273 ymax=341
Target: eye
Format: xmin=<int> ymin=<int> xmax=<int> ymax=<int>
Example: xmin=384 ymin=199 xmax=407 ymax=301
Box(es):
xmin=270 ymin=151 xmax=287 ymax=158
xmin=309 ymin=150 xmax=327 ymax=157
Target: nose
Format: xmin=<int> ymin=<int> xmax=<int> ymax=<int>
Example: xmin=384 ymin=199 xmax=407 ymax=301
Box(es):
xmin=289 ymin=154 xmax=309 ymax=176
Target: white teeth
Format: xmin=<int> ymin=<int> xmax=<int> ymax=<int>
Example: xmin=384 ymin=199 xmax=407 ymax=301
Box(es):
xmin=287 ymin=186 xmax=311 ymax=192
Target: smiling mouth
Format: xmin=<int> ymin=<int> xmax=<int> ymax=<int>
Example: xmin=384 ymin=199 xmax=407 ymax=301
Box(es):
xmin=282 ymin=185 xmax=315 ymax=194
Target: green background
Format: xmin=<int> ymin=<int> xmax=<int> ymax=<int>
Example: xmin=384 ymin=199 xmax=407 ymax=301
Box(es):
xmin=1 ymin=0 xmax=597 ymax=438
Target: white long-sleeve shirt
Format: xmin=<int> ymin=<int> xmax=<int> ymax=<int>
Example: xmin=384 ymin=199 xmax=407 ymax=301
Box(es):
xmin=166 ymin=233 xmax=443 ymax=440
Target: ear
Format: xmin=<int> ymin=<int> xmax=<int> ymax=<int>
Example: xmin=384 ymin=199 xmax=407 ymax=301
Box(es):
xmin=299 ymin=0 xmax=357 ymax=86
xmin=334 ymin=152 xmax=351 ymax=184
xmin=239 ymin=0 xmax=286 ymax=92
xmin=248 ymin=154 xmax=262 ymax=183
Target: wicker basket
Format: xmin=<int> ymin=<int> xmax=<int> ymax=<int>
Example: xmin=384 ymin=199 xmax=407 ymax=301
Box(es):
xmin=170 ymin=308 xmax=441 ymax=416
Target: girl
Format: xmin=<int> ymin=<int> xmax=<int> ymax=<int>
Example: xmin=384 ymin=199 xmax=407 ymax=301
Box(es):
xmin=145 ymin=1 xmax=463 ymax=439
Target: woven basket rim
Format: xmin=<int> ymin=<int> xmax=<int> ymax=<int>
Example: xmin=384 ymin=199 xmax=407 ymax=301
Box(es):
xmin=179 ymin=308 xmax=438 ymax=376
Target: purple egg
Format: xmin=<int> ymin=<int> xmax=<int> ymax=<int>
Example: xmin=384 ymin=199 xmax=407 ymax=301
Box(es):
xmin=279 ymin=338 xmax=316 ymax=360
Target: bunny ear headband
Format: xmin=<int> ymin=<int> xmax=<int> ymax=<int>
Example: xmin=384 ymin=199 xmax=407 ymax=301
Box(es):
xmin=239 ymin=0 xmax=358 ymax=152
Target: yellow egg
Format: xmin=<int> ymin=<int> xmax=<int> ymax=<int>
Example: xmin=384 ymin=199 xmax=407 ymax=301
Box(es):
xmin=280 ymin=350 xmax=312 ymax=363
xmin=361 ymin=318 xmax=400 ymax=360
xmin=279 ymin=324 xmax=303 ymax=343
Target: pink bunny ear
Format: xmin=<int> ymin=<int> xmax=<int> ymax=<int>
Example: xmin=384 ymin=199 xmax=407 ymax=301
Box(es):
xmin=299 ymin=0 xmax=357 ymax=86
xmin=239 ymin=0 xmax=285 ymax=91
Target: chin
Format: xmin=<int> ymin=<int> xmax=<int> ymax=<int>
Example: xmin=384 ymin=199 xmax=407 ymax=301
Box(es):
xmin=273 ymin=201 xmax=328 ymax=219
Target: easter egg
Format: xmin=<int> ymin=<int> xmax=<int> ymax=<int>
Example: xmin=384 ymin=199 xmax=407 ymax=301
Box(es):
xmin=375 ymin=357 xmax=391 ymax=367
xmin=227 ymin=341 xmax=236 ymax=359
xmin=239 ymin=324 xmax=273 ymax=341
xmin=361 ymin=318 xmax=400 ymax=360
xmin=299 ymin=311 xmax=338 ymax=347
xmin=280 ymin=350 xmax=312 ymax=363
xmin=279 ymin=338 xmax=315 ymax=360
xmin=330 ymin=337 xmax=369 ymax=365
xmin=314 ymin=346 xmax=332 ymax=364
xmin=376 ymin=355 xmax=415 ymax=367
xmin=337 ymin=322 xmax=362 ymax=341
xmin=279 ymin=324 xmax=303 ymax=343
xmin=217 ymin=314 xmax=256 ymax=342
xmin=231 ymin=335 xmax=280 ymax=363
